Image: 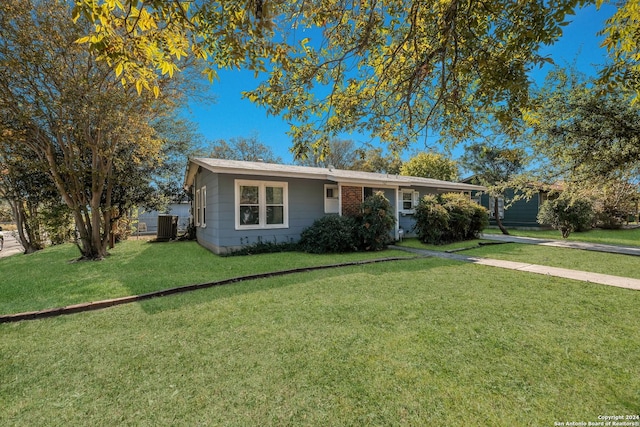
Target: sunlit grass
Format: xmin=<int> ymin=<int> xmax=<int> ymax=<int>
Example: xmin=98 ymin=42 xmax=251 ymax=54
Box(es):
xmin=482 ymin=226 xmax=640 ymax=247
xmin=464 ymin=242 xmax=640 ymax=279
xmin=0 ymin=240 xmax=412 ymax=314
xmin=397 ymin=235 xmax=640 ymax=279
xmin=1 ymin=258 xmax=639 ymax=426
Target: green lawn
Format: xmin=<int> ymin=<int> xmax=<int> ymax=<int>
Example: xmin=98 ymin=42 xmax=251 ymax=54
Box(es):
xmin=464 ymin=243 xmax=640 ymax=279
xmin=397 ymin=237 xmax=640 ymax=279
xmin=0 ymin=240 xmax=413 ymax=315
xmin=1 ymin=239 xmax=639 ymax=425
xmin=482 ymin=226 xmax=640 ymax=247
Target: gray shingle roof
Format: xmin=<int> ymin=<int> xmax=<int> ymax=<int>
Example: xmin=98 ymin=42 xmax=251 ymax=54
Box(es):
xmin=187 ymin=158 xmax=485 ymax=192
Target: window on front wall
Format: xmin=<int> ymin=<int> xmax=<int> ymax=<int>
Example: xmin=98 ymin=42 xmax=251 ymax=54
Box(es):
xmin=236 ymin=180 xmax=288 ymax=229
xmin=400 ymin=189 xmax=419 ymax=214
xmin=488 ymin=196 xmax=505 ymax=219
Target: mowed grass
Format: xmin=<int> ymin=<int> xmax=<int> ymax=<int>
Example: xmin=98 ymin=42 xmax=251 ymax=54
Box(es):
xmin=398 ymin=226 xmax=640 ymax=279
xmin=0 ymin=240 xmax=412 ymax=314
xmin=464 ymin=243 xmax=640 ymax=279
xmin=2 ymin=257 xmax=639 ymax=426
xmin=2 ymin=236 xmax=639 ymax=425
xmin=398 ymin=238 xmax=640 ymax=279
xmin=482 ymin=226 xmax=640 ymax=247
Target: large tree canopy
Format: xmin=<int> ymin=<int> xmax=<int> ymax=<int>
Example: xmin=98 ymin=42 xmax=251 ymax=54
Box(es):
xmin=74 ymin=0 xmax=593 ymax=157
xmin=598 ymin=0 xmax=640 ymax=101
xmin=526 ymin=69 xmax=640 ymax=181
xmin=0 ymin=0 xmax=189 ymax=259
xmin=400 ymin=152 xmax=459 ymax=181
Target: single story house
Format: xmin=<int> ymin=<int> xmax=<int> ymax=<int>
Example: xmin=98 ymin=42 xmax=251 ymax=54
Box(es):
xmin=184 ymin=158 xmax=486 ymax=254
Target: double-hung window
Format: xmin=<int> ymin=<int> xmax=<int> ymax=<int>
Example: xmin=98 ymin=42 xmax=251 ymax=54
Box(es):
xmin=400 ymin=189 xmax=420 ymax=214
xmin=194 ymin=186 xmax=207 ymax=227
xmin=201 ymin=186 xmax=206 ymax=227
xmin=236 ymin=180 xmax=288 ymax=229
xmin=195 ymin=189 xmax=200 ymax=226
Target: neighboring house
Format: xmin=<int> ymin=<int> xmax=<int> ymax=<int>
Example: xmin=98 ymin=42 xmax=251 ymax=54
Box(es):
xmin=469 ymin=183 xmax=563 ymax=228
xmin=184 ymin=158 xmax=486 ymax=254
xmin=137 ymin=202 xmax=190 ymax=235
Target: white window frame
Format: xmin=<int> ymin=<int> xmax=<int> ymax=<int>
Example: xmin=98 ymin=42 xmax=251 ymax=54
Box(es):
xmin=399 ymin=189 xmax=420 ymax=214
xmin=195 ymin=188 xmax=201 ymax=226
xmin=324 ymin=184 xmax=339 ymax=214
xmin=235 ymin=179 xmax=289 ymax=230
xmin=200 ymin=185 xmax=207 ymax=227
xmin=488 ymin=196 xmax=505 ymax=219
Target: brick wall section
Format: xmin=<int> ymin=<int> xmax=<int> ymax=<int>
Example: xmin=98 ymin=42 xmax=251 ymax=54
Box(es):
xmin=341 ymin=186 xmax=363 ymax=217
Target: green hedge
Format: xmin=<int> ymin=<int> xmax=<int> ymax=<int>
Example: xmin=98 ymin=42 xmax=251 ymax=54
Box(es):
xmin=414 ymin=193 xmax=489 ymax=244
xmin=299 ymin=192 xmax=396 ymax=254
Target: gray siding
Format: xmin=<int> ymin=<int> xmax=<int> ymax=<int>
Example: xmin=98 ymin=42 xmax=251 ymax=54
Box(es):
xmin=191 ymin=169 xmax=471 ymax=253
xmin=396 ymin=185 xmax=442 ymax=237
xmin=195 ymin=171 xmax=328 ymax=253
xmin=195 ymin=170 xmax=220 ymax=249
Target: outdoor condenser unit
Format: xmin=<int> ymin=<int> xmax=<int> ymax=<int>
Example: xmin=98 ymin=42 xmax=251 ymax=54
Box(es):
xmin=157 ymin=215 xmax=178 ymax=241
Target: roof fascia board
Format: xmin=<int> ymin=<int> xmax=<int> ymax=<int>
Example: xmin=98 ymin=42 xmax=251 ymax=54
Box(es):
xmin=190 ymin=158 xmax=330 ymax=181
xmin=188 ymin=158 xmax=485 ymax=192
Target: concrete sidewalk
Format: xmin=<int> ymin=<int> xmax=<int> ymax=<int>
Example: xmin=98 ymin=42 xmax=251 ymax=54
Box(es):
xmin=0 ymin=232 xmax=23 ymax=258
xmin=480 ymin=233 xmax=640 ymax=257
xmin=390 ymin=245 xmax=640 ymax=291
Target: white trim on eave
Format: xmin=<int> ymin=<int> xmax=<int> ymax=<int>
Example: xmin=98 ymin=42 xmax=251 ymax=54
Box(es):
xmin=184 ymin=158 xmax=486 ymax=193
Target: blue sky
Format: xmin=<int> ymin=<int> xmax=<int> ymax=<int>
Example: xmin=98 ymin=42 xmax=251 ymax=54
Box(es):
xmin=184 ymin=4 xmax=616 ymax=164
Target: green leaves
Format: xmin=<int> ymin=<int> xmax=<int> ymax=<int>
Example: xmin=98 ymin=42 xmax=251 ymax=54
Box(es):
xmin=529 ymin=68 xmax=640 ymax=181
xmin=73 ymin=0 xmax=602 ymax=155
xmin=598 ymin=0 xmax=640 ymax=102
xmin=400 ymin=152 xmax=459 ymax=181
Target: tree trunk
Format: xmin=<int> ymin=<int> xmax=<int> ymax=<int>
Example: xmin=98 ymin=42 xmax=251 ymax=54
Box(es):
xmin=8 ymin=198 xmax=42 ymax=254
xmin=494 ymin=196 xmax=509 ymax=235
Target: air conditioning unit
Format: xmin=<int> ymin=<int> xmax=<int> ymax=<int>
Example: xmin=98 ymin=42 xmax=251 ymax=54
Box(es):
xmin=157 ymin=215 xmax=178 ymax=241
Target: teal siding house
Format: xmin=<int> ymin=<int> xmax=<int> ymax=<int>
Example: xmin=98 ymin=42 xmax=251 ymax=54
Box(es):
xmin=474 ymin=185 xmax=562 ymax=228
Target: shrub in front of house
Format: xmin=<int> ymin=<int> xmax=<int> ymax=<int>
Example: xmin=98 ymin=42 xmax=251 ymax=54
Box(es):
xmin=224 ymin=239 xmax=299 ymax=256
xmin=537 ymin=193 xmax=594 ymax=238
xmin=355 ymin=191 xmax=396 ymax=251
xmin=298 ymin=214 xmax=359 ymax=254
xmin=413 ymin=194 xmax=450 ymax=244
xmin=299 ymin=192 xmax=396 ymax=254
xmin=414 ymin=193 xmax=489 ymax=244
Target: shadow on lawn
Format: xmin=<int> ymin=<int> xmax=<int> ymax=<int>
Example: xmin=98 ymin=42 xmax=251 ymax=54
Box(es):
xmin=135 ymin=256 xmax=458 ymax=316
xmin=140 ymin=257 xmax=436 ymax=314
xmin=0 ymin=252 xmax=438 ymax=323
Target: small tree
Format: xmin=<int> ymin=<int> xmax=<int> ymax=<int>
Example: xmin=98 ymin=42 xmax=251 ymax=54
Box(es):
xmin=461 ymin=143 xmax=527 ymax=235
xmin=295 ymin=138 xmax=360 ymax=169
xmin=206 ymin=135 xmax=282 ymax=163
xmin=537 ymin=193 xmax=594 ymax=238
xmin=351 ymin=145 xmax=403 ymax=174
